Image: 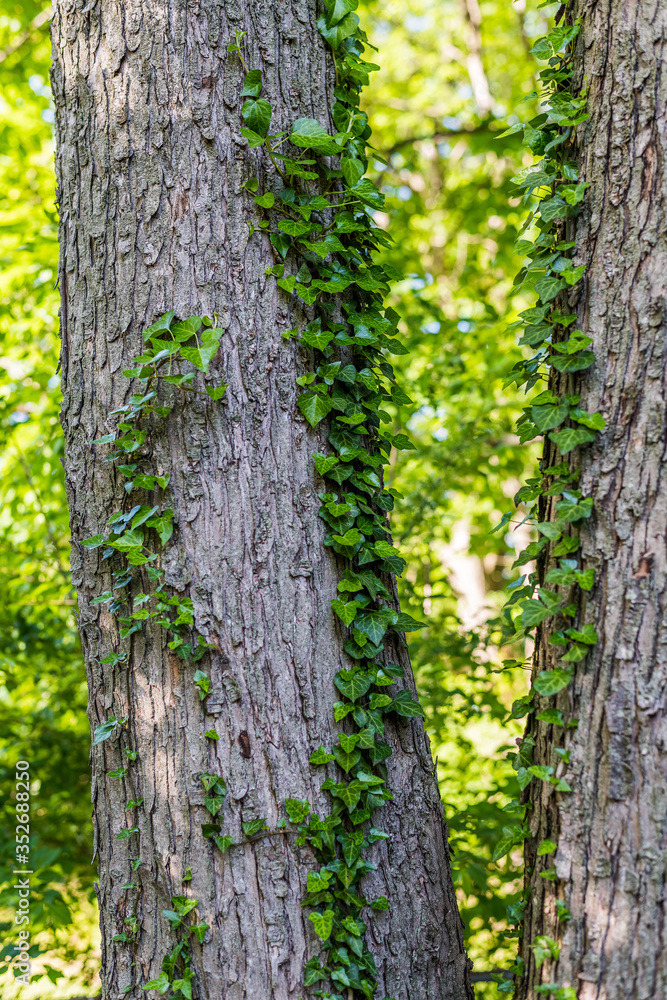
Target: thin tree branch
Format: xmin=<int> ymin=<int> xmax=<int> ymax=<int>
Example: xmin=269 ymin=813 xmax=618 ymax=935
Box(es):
xmin=0 ymin=5 xmax=52 ymax=65
xmin=458 ymin=0 xmax=493 ymax=114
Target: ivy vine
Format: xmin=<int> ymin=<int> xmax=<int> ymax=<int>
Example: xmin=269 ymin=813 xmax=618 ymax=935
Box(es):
xmin=84 ymin=2 xmax=434 ymax=999
xmin=488 ymin=13 xmax=595 ymax=1000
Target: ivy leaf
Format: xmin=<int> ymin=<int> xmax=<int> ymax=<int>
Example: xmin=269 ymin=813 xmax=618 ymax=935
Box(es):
xmin=531 ymin=399 xmax=569 ymax=432
xmin=82 ymin=534 xmax=104 ymax=548
xmin=331 ymin=528 xmax=362 ymax=547
xmin=317 ymin=11 xmax=360 ymax=48
xmin=534 ymin=275 xmax=566 ymax=303
xmin=309 ymin=910 xmax=334 ymax=941
xmin=241 ymin=98 xmax=271 ymax=137
xmin=309 ymin=746 xmax=335 ymax=766
xmin=571 ymin=407 xmax=605 ymax=430
xmin=242 ymin=818 xmax=268 ymax=837
xmin=566 ymin=623 xmax=598 ymax=645
xmin=93 ymin=717 xmax=121 ymax=745
xmin=334 ymin=670 xmax=372 ymax=701
xmin=549 ymin=426 xmax=597 ymax=454
xmin=180 ymin=337 xmax=221 ymax=373
xmin=551 ymin=350 xmax=595 ymax=372
xmin=240 ymin=127 xmax=266 ymax=148
xmin=519 ymin=599 xmax=554 ymax=628
xmin=341 ymin=155 xmax=364 ymax=185
xmin=391 ymin=612 xmax=427 ymax=633
xmin=214 ymin=835 xmax=234 ymax=853
xmin=284 ymin=798 xmax=311 ymax=824
xmin=353 ymin=611 xmax=390 ymax=645
xmin=290 ymin=117 xmax=340 ymax=154
xmin=241 ymin=69 xmax=262 ymax=98
xmin=349 ymin=178 xmax=384 ymax=209
xmin=331 ymin=598 xmax=361 ymax=626
xmin=537 ymin=838 xmax=558 ymax=856
xmin=297 ymin=391 xmax=333 ymax=427
xmin=391 ymin=689 xmax=426 ymax=718
xmin=254 ymin=192 xmax=275 ymax=209
xmin=332 ymin=746 xmax=361 ymax=773
xmin=206 ymin=384 xmax=228 ymax=401
xmin=533 ymin=669 xmax=573 ymax=696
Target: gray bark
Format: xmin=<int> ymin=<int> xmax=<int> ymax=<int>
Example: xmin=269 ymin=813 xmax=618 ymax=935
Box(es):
xmin=50 ymin=2 xmax=471 ymax=998
xmin=518 ymin=3 xmax=667 ymax=998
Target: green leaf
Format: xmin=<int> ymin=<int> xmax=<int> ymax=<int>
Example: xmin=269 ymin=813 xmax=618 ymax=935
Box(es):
xmin=242 ymin=818 xmax=267 ymax=837
xmin=82 ymin=534 xmax=104 ymax=548
xmin=332 ymin=745 xmax=361 ymax=773
xmin=317 ymin=11 xmax=360 ymax=48
xmin=538 ymin=838 xmax=557 ymax=856
xmin=549 ymin=426 xmax=597 ymax=454
xmin=534 ymin=274 xmax=566 ymax=303
xmin=254 ymin=192 xmax=275 ymax=209
xmin=533 ymin=669 xmax=573 ymax=696
xmin=571 ymin=407 xmax=605 ymax=430
xmin=241 ymin=69 xmax=262 ymax=98
xmin=520 ymin=599 xmax=557 ymax=628
xmin=566 ymin=623 xmax=598 ymax=645
xmin=93 ymin=718 xmax=121 ymax=745
xmin=206 ymin=384 xmax=228 ymax=401
xmin=331 ymin=598 xmax=361 ymax=626
xmin=284 ymin=798 xmax=311 ymax=824
xmin=560 ymin=643 xmax=588 ymax=662
xmin=290 ymin=117 xmax=339 ymax=153
xmin=334 ymin=670 xmax=372 ymax=701
xmin=240 ymin=127 xmax=265 ymax=148
xmin=180 ymin=338 xmax=221 ymax=373
xmin=391 ymin=689 xmax=426 ymax=718
xmin=309 ymin=910 xmax=334 ymax=941
xmin=309 ymin=746 xmax=335 ymax=766
xmin=241 ymin=98 xmax=271 ymax=137
xmin=531 ymin=399 xmax=569 ymax=432
xmin=391 ymin=612 xmax=427 ymax=633
xmin=341 ymin=156 xmax=364 ymax=185
xmin=551 ymin=350 xmax=595 ymax=372
xmin=214 ymin=835 xmax=235 ymax=853
xmin=297 ymin=391 xmax=333 ymax=427
xmin=349 ymin=178 xmax=385 ymax=209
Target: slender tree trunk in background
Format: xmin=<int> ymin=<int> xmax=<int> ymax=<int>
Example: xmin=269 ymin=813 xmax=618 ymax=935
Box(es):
xmin=520 ymin=3 xmax=667 ymax=998
xmin=50 ymin=2 xmax=471 ymax=998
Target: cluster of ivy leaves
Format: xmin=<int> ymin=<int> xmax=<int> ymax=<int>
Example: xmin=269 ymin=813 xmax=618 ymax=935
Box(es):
xmin=485 ymin=18 xmax=597 ymax=999
xmin=233 ymin=1 xmax=447 ymax=995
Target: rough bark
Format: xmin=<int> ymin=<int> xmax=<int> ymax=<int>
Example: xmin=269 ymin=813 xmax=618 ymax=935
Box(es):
xmin=50 ymin=2 xmax=471 ymax=998
xmin=519 ymin=3 xmax=667 ymax=998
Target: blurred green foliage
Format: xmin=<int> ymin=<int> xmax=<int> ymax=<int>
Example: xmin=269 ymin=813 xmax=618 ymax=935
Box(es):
xmin=0 ymin=1 xmax=557 ymax=995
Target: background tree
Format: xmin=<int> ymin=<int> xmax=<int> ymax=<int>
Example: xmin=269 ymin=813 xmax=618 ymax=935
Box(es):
xmin=519 ymin=2 xmax=667 ymax=998
xmin=0 ymin=2 xmax=561 ymax=997
xmin=48 ymin=2 xmax=472 ymax=998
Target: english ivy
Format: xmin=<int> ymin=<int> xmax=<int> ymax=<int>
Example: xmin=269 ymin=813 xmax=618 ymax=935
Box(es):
xmin=490 ymin=13 xmax=596 ymax=997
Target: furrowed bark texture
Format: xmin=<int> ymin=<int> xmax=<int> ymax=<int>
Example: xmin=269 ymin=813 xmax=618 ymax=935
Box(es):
xmin=50 ymin=2 xmax=471 ymax=999
xmin=519 ymin=3 xmax=667 ymax=998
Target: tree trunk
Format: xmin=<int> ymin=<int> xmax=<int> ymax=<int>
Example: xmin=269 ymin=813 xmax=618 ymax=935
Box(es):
xmin=50 ymin=2 xmax=471 ymax=998
xmin=519 ymin=3 xmax=667 ymax=998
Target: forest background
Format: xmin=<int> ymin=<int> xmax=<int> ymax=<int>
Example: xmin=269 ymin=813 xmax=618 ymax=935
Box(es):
xmin=0 ymin=1 xmax=557 ymax=996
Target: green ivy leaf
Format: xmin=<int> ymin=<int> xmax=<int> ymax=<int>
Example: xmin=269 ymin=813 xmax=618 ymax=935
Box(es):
xmin=241 ymin=69 xmax=262 ymax=98
xmin=309 ymin=746 xmax=335 ymax=766
xmin=297 ymin=390 xmax=333 ymax=427
xmin=533 ymin=669 xmax=573 ymax=696
xmin=214 ymin=835 xmax=235 ymax=853
xmin=242 ymin=818 xmax=268 ymax=837
xmin=330 ymin=598 xmax=361 ymax=626
xmin=241 ymin=98 xmax=271 ymax=137
xmin=334 ymin=670 xmax=372 ymax=702
xmin=309 ymin=909 xmax=334 ymax=941
xmin=290 ymin=117 xmax=340 ymax=153
xmin=549 ymin=426 xmax=597 ymax=454
xmin=391 ymin=689 xmax=425 ymax=718
xmin=285 ymin=798 xmax=311 ymax=824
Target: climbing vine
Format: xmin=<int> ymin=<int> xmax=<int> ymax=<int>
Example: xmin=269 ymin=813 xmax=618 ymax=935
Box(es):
xmin=488 ymin=12 xmax=595 ymax=999
xmin=84 ymin=2 xmax=432 ymax=999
